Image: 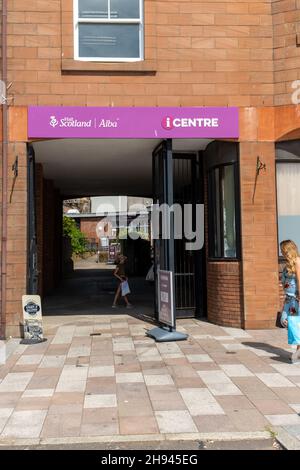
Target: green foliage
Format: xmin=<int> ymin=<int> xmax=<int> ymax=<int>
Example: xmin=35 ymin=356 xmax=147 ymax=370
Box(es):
xmin=63 ymin=216 xmax=87 ymax=255
xmin=118 ymin=228 xmax=149 ymax=241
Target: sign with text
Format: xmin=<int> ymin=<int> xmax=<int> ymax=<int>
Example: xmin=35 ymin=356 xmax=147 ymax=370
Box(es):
xmin=22 ymin=295 xmax=44 ymax=342
xmin=28 ymin=106 xmax=239 ymax=139
xmin=158 ymin=270 xmax=175 ymax=328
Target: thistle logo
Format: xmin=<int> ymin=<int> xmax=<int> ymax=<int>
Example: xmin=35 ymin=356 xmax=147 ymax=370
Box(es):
xmin=50 ymin=115 xmax=59 ymax=128
xmin=161 ymin=116 xmax=174 ymax=130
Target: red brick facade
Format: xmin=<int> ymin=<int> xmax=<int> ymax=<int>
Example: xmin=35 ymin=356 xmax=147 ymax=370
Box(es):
xmin=206 ymin=261 xmax=243 ymax=328
xmin=1 ymin=0 xmax=300 ymax=335
xmin=80 ymin=218 xmax=113 ymax=241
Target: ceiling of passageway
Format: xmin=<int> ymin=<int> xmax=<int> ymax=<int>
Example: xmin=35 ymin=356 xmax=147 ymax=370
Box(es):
xmin=33 ymin=138 xmax=211 ymax=197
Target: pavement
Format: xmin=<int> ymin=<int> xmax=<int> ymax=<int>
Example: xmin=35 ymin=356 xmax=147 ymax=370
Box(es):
xmin=1 ymin=313 xmax=300 ymax=450
xmin=0 ymin=438 xmax=281 ymax=451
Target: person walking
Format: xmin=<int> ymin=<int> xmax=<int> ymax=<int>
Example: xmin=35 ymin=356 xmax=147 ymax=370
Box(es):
xmin=280 ymin=240 xmax=300 ymax=363
xmin=112 ymin=254 xmax=132 ymax=308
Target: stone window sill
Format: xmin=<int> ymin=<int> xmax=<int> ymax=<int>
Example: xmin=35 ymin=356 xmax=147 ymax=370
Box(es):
xmin=61 ymin=58 xmax=157 ymax=73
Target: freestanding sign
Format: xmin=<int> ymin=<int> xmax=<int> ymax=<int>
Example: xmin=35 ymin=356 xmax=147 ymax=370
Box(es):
xmin=22 ymin=295 xmax=45 ymax=344
xmin=147 ymin=270 xmax=188 ymax=343
xmin=158 ymin=270 xmax=175 ymax=328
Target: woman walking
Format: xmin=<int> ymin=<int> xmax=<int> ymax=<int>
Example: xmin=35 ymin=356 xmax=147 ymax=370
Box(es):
xmin=112 ymin=254 xmax=132 ymax=308
xmin=280 ymin=240 xmax=300 ymax=363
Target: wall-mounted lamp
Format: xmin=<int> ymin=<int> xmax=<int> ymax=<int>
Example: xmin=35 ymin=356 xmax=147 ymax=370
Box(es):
xmin=12 ymin=155 xmax=18 ymax=177
xmin=9 ymin=156 xmax=18 ymax=203
xmin=256 ymin=156 xmax=266 ymax=174
xmin=252 ymin=156 xmax=266 ymax=203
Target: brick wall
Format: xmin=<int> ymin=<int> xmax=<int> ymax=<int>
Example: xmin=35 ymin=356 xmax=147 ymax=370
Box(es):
xmin=239 ymin=141 xmax=279 ymax=329
xmin=273 ymin=0 xmax=300 ymax=105
xmin=80 ymin=217 xmax=113 ymax=241
xmin=207 ymin=261 xmax=243 ymax=327
xmin=6 ymin=142 xmax=27 ymax=337
xmin=7 ymin=0 xmax=275 ymax=108
xmin=80 ymin=219 xmax=99 ymax=241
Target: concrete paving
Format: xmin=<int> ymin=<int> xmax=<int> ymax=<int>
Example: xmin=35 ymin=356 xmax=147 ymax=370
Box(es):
xmin=0 ymin=312 xmax=299 ymax=449
xmin=0 ymin=438 xmax=281 ymax=450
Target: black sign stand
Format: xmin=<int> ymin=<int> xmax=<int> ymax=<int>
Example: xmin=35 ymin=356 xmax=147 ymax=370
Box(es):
xmin=147 ymin=270 xmax=188 ymax=342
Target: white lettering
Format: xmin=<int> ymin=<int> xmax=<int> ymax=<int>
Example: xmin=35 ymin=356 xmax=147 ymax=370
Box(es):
xmin=99 ymin=119 xmax=118 ymax=128
xmin=291 ymin=80 xmax=300 ymax=105
xmin=60 ymin=117 xmax=92 ymax=128
xmin=100 ymin=455 xmax=136 ymax=467
xmin=168 ymin=117 xmax=219 ymax=128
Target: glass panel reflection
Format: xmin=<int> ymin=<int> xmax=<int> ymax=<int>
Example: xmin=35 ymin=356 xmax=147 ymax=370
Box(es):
xmin=79 ymin=0 xmax=108 ymax=18
xmin=110 ymin=0 xmax=140 ymax=19
xmin=79 ymin=24 xmax=140 ymax=58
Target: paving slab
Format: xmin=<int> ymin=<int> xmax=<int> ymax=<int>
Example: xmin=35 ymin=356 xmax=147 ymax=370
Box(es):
xmin=0 ymin=316 xmax=298 ymax=447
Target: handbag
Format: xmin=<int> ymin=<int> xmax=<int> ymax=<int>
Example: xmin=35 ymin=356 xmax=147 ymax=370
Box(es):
xmin=275 ymin=311 xmax=284 ymax=328
xmin=146 ymin=264 xmax=154 ymax=282
xmin=121 ymin=280 xmax=130 ymax=296
xmin=288 ymin=316 xmax=300 ymax=344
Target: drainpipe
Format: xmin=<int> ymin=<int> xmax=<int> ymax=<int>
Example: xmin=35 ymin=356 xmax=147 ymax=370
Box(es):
xmin=1 ymin=0 xmax=8 ymax=339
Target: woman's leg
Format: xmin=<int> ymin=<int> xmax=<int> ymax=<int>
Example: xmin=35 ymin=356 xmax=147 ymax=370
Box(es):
xmin=112 ymin=285 xmax=121 ymax=306
xmin=123 ymin=295 xmax=132 ymax=307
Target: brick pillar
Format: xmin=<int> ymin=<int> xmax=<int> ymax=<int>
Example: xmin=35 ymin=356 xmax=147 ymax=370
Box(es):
xmin=6 ymin=142 xmax=28 ymax=337
xmin=239 ymin=141 xmax=279 ymax=329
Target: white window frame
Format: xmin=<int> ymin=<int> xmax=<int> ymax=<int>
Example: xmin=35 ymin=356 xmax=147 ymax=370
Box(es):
xmin=74 ymin=0 xmax=144 ymax=62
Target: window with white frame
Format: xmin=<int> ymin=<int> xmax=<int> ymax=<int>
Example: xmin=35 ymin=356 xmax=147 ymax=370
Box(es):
xmin=277 ymin=162 xmax=300 ymax=254
xmin=74 ymin=0 xmax=144 ymax=61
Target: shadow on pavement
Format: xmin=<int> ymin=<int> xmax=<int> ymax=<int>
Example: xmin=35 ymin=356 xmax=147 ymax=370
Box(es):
xmin=43 ymin=265 xmax=155 ymax=319
xmin=242 ymin=342 xmax=292 ymax=363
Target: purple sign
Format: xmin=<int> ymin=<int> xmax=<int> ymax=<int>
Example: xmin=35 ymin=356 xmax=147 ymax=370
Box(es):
xmin=28 ymin=106 xmax=239 ymax=139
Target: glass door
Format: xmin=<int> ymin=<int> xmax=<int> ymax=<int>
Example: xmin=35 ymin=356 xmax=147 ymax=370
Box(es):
xmin=152 ymin=140 xmax=175 ymax=317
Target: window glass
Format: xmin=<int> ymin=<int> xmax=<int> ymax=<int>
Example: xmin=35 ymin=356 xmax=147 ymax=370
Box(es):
xmin=209 ymin=164 xmax=238 ymax=259
xmin=79 ymin=0 xmax=108 ymax=18
xmin=78 ymin=24 xmax=140 ymax=58
xmin=213 ymin=168 xmax=222 ymax=258
xmin=223 ymin=165 xmax=236 ymax=258
xmin=110 ymin=0 xmax=140 ymax=18
xmin=277 ymin=163 xmax=300 ymax=253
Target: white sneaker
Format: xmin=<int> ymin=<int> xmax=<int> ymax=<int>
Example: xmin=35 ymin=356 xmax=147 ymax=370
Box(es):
xmin=291 ymin=350 xmax=300 ymax=363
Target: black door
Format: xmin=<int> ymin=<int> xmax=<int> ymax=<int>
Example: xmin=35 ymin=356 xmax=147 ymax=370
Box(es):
xmin=152 ymin=144 xmax=206 ymax=319
xmin=173 ymin=152 xmax=206 ymax=318
xmin=152 ymin=140 xmax=175 ymax=318
xmin=153 ymin=140 xmax=206 ymax=318
xmin=27 ymin=144 xmax=39 ymax=295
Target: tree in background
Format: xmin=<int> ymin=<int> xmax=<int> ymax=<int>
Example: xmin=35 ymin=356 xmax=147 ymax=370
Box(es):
xmin=63 ymin=216 xmax=87 ymax=255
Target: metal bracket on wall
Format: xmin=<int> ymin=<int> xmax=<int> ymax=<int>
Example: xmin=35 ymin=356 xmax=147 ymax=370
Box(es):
xmin=9 ymin=155 xmax=18 ymax=203
xmin=252 ymin=156 xmax=266 ymax=204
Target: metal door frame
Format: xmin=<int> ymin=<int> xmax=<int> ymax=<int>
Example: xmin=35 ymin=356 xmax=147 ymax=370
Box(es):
xmin=27 ymin=144 xmax=38 ymax=295
xmin=152 ymin=139 xmax=175 ymax=320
